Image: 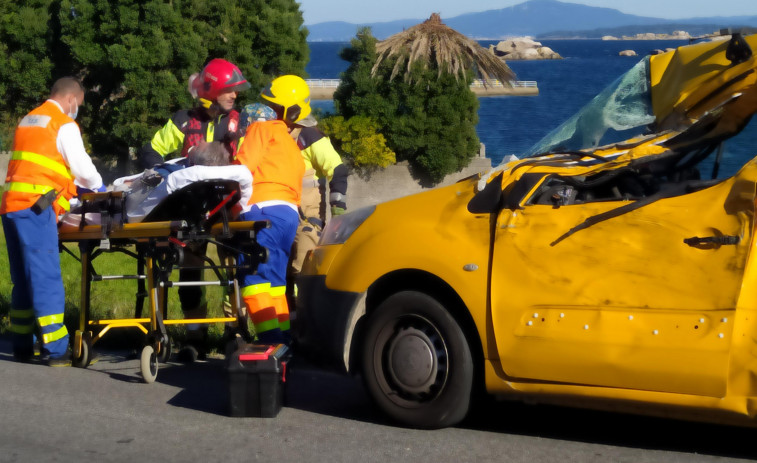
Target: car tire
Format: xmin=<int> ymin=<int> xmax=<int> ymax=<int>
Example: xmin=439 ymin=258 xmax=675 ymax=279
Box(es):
xmin=361 ymin=290 xmax=474 ymax=428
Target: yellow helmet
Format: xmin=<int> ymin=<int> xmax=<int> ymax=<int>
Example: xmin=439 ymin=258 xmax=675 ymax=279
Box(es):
xmin=260 ymin=75 xmax=312 ymax=124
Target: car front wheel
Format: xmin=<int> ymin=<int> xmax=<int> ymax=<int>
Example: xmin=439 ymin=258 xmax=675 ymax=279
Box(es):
xmin=361 ymin=290 xmax=474 ymax=428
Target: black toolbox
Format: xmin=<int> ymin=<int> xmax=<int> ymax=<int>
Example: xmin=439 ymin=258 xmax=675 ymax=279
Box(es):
xmin=227 ymin=343 xmax=290 ymax=417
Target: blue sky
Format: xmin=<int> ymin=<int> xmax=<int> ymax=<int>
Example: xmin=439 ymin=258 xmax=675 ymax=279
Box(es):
xmin=298 ymin=0 xmax=757 ymax=25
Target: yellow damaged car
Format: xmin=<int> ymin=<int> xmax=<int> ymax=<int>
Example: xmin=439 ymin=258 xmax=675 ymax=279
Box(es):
xmin=296 ymin=32 xmax=757 ymax=428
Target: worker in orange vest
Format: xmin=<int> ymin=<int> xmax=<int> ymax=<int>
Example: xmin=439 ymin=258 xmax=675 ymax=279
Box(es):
xmin=1 ymin=77 xmax=104 ymax=366
xmin=233 ymin=76 xmax=307 ymax=344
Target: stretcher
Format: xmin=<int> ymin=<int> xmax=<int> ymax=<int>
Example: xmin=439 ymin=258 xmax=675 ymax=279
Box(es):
xmin=58 ymin=179 xmax=267 ymax=383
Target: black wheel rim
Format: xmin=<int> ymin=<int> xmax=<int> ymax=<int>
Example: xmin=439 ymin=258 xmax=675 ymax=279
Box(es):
xmin=372 ymin=314 xmax=449 ymax=408
xmin=73 ymin=339 xmax=89 ymax=368
xmin=150 ymin=352 xmax=158 ymax=376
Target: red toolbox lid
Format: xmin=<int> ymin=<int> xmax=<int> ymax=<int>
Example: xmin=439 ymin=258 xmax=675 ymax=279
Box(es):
xmin=239 ymin=345 xmax=275 ymax=361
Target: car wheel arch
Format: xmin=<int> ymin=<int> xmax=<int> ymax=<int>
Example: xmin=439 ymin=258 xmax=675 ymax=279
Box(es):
xmin=349 ymin=270 xmax=485 ymax=389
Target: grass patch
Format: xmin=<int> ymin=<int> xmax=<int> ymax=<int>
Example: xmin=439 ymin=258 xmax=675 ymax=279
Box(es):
xmin=0 ymin=221 xmax=232 ymax=353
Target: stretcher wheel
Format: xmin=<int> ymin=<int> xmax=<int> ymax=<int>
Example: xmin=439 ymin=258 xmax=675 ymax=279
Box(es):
xmin=157 ymin=337 xmax=172 ymax=363
xmin=140 ymin=345 xmax=159 ymax=383
xmin=72 ymin=337 xmax=93 ymax=368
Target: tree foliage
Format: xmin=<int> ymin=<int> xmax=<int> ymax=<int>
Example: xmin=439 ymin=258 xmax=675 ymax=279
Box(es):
xmin=0 ymin=0 xmax=308 ymax=157
xmin=0 ymin=0 xmax=57 ymax=150
xmin=319 ymin=115 xmax=396 ymax=169
xmin=335 ymin=27 xmax=480 ymax=183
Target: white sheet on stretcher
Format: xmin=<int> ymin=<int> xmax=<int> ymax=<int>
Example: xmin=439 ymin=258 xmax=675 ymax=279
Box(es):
xmin=62 ymin=165 xmax=253 ymax=227
xmin=166 ymin=165 xmax=253 ymax=210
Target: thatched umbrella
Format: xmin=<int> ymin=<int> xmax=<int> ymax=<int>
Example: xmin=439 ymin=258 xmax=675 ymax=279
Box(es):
xmin=372 ymin=13 xmax=516 ymax=85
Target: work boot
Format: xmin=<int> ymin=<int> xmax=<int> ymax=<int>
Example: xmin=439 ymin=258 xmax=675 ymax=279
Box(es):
xmin=44 ymin=350 xmax=72 ymax=367
xmin=177 ymin=340 xmax=207 ymax=363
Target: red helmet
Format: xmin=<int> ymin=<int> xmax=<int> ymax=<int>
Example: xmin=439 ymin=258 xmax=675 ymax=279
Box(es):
xmin=193 ymin=58 xmax=251 ymax=102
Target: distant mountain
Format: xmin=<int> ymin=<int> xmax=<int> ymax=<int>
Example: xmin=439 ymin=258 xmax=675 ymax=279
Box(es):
xmin=541 ymin=23 xmax=757 ymax=39
xmin=305 ymin=0 xmax=757 ymax=41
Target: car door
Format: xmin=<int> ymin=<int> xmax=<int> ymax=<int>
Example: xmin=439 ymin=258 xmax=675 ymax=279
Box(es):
xmin=489 ymin=162 xmax=757 ymax=398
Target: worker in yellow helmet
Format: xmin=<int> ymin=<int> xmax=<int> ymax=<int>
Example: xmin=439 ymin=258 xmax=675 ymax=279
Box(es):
xmin=233 ymin=76 xmax=310 ymax=344
xmin=263 ymin=76 xmax=348 ymax=316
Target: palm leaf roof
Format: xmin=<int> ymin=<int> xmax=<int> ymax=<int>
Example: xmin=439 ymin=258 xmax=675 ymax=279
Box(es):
xmin=372 ymin=13 xmax=517 ymax=85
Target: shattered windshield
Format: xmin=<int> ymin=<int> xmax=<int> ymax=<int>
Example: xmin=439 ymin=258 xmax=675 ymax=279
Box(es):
xmin=521 ymin=57 xmax=656 ymax=159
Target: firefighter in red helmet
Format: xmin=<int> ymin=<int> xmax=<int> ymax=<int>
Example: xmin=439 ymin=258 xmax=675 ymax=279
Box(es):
xmin=138 ymin=58 xmax=251 ymax=169
xmin=137 ymin=58 xmax=250 ymax=361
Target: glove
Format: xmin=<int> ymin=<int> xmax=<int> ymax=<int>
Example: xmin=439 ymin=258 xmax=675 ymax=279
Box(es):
xmin=76 ymin=184 xmax=106 ymax=196
xmin=331 ymin=206 xmax=346 ymax=216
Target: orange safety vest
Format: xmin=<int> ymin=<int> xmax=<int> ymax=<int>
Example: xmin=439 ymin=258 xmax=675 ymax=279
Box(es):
xmin=1 ymin=101 xmax=77 ymax=217
xmin=235 ymin=120 xmax=304 ymax=206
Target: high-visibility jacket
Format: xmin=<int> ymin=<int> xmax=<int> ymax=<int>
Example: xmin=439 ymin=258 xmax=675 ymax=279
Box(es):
xmin=1 ymin=101 xmax=77 ymax=216
xmin=138 ymin=108 xmax=240 ymax=168
xmin=235 ymin=120 xmax=304 ymax=206
xmin=295 ymin=126 xmax=348 ymax=209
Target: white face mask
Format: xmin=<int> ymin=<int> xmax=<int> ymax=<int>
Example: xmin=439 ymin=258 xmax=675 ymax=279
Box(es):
xmin=68 ymin=98 xmax=79 ymax=120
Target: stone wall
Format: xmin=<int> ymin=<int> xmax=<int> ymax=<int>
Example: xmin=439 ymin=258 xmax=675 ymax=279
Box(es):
xmin=0 ymin=151 xmax=8 ymax=183
xmin=346 ymin=155 xmax=492 ymax=211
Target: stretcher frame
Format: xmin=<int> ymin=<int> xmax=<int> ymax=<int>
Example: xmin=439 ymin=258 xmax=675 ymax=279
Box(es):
xmin=57 ymin=184 xmax=266 ymax=383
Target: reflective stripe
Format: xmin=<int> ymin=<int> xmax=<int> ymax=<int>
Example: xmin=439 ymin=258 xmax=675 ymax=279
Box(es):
xmin=7 ymin=182 xmax=55 ymax=195
xmin=6 ymin=182 xmax=70 ymax=212
xmin=56 ymin=194 xmax=71 ymax=211
xmin=38 ymin=313 xmax=65 ymax=327
xmin=10 ymin=308 xmax=34 ymax=319
xmin=5 ymin=182 xmax=71 ymax=212
xmin=241 ymin=283 xmax=286 ymax=298
xmin=207 ymin=122 xmax=214 ymax=142
xmin=12 ymin=151 xmax=73 ymax=179
xmin=253 ymin=318 xmax=280 ymax=334
xmin=9 ymin=323 xmax=34 ymax=334
xmin=242 ymin=282 xmax=272 ymax=297
xmin=42 ymin=325 xmax=68 ymax=344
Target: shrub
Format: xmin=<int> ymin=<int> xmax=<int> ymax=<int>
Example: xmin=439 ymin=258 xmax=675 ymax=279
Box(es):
xmin=320 ymin=115 xmax=396 ymax=169
xmin=334 ymin=27 xmax=480 ymax=183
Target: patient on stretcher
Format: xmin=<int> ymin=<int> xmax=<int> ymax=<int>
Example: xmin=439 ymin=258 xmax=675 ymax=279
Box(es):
xmin=62 ymin=141 xmax=252 ymax=226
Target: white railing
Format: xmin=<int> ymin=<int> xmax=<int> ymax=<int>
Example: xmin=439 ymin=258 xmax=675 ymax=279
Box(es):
xmin=470 ymin=80 xmax=537 ymax=88
xmin=306 ymin=79 xmax=537 ymax=89
xmin=306 ymin=79 xmax=341 ymax=88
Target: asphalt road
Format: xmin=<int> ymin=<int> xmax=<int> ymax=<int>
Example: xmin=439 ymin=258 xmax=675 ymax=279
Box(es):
xmin=0 ymin=336 xmax=755 ymax=463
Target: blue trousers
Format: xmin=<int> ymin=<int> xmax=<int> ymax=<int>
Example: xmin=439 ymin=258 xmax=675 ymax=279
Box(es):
xmin=238 ymin=204 xmax=299 ymax=343
xmin=2 ymin=206 xmax=69 ymax=358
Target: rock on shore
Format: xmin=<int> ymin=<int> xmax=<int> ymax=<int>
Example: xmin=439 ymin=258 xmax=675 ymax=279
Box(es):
xmin=602 ymin=30 xmax=691 ymax=40
xmin=489 ymin=37 xmax=562 ymax=60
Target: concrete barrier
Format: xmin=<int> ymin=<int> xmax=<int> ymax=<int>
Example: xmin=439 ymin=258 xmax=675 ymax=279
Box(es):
xmin=307 ymin=79 xmax=539 ymax=100
xmin=345 ymin=154 xmax=492 ymax=211
xmin=0 ymin=151 xmax=9 ymax=183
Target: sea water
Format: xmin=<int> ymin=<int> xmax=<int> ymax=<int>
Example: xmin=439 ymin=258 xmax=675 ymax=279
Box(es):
xmin=307 ymin=39 xmax=757 ymax=178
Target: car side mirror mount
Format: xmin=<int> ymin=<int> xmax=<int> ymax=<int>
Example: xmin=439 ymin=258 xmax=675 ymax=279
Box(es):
xmin=468 ymin=172 xmax=504 ymax=214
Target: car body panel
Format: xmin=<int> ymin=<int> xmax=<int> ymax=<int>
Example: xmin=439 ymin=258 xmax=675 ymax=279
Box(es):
xmin=320 ymin=180 xmax=491 ymax=332
xmin=298 ymin=179 xmax=492 ymax=369
xmin=650 ymin=35 xmax=757 ymax=128
xmin=490 ymin=161 xmax=756 ymax=398
xmin=296 ymin=33 xmax=757 ymax=426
